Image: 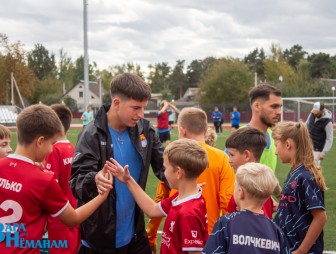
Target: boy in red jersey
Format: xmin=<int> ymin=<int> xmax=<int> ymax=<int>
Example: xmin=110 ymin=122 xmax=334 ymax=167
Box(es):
xmin=225 ymin=127 xmax=278 ymax=218
xmin=0 ymin=124 xmax=12 ymax=158
xmin=108 ymin=139 xmax=209 ymax=254
xmin=0 ymin=104 xmax=112 ymax=254
xmin=43 ymin=104 xmax=79 ymax=254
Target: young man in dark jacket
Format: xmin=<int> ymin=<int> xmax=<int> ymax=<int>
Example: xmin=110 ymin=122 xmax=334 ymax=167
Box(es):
xmin=70 ymin=73 xmax=166 ymax=254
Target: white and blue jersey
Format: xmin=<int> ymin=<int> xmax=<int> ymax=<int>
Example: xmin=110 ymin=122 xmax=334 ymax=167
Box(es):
xmin=274 ymin=164 xmax=325 ymax=253
xmin=203 ymin=210 xmax=290 ymax=254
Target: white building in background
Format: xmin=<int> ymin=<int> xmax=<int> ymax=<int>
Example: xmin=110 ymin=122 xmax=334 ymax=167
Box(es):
xmin=62 ymin=80 xmax=106 ymax=111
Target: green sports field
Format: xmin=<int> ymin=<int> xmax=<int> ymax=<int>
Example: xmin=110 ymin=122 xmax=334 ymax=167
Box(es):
xmin=9 ymin=127 xmax=336 ymax=251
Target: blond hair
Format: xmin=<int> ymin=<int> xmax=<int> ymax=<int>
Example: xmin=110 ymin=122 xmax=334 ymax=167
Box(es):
xmin=177 ymin=107 xmax=208 ymax=135
xmin=272 ymin=121 xmax=327 ymax=191
xmin=0 ymin=124 xmax=11 ymax=140
xmin=205 ymin=128 xmax=217 ymax=147
xmin=164 ymin=139 xmax=208 ymax=179
xmin=236 ymin=162 xmax=279 ymax=200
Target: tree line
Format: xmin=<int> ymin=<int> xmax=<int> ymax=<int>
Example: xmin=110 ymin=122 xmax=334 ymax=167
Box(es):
xmin=1 ymin=33 xmax=336 ymax=112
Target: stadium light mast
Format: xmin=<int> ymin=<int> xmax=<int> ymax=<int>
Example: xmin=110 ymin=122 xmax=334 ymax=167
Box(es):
xmin=332 ymin=86 xmax=335 ymax=121
xmin=83 ymin=0 xmax=89 ymax=111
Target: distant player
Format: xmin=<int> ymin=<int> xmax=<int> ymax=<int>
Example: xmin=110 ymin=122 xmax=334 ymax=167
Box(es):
xmin=44 ymin=104 xmax=79 ymax=254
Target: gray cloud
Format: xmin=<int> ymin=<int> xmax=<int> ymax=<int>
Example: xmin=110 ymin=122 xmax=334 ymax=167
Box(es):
xmin=1 ymin=0 xmax=336 ymax=71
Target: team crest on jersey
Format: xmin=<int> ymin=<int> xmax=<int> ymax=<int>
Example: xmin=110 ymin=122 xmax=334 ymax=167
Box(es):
xmin=169 ymin=221 xmax=175 ymax=232
xmin=191 ymin=231 xmax=197 ymax=238
xmin=291 ymin=180 xmax=297 ymax=189
xmin=140 ymin=134 xmax=147 ymax=148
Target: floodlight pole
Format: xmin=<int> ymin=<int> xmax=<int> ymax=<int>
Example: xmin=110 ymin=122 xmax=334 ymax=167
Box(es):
xmin=83 ymin=0 xmax=89 ymax=111
xmin=332 ymin=87 xmax=335 ymax=121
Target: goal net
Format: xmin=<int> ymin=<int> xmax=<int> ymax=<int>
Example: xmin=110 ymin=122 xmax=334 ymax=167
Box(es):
xmin=282 ymin=97 xmax=335 ymax=122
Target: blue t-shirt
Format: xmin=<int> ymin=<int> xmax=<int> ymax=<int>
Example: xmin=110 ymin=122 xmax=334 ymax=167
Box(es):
xmin=230 ymin=111 xmax=240 ymax=126
xmin=211 ymin=111 xmax=223 ymax=123
xmin=109 ymin=127 xmax=142 ymax=248
xmin=203 ymin=210 xmax=290 ymax=254
xmin=274 ymin=164 xmax=325 ymax=253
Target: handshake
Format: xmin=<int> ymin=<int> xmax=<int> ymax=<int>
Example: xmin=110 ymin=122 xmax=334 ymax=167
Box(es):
xmin=95 ymin=158 xmax=131 ymax=194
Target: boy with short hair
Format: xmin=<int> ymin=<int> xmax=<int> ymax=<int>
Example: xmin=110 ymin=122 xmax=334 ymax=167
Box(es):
xmin=108 ymin=139 xmax=209 ymax=254
xmin=203 ymin=163 xmax=290 ymax=254
xmin=43 ymin=104 xmax=79 ymax=254
xmin=225 ymin=127 xmax=276 ymax=219
xmin=0 ymin=104 xmax=112 ymax=254
xmin=146 ymin=107 xmax=235 ymax=253
xmin=0 ymin=124 xmax=12 ymax=158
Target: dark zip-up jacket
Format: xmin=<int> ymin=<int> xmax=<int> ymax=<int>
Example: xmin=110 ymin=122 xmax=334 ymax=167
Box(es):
xmin=70 ymin=104 xmax=165 ymax=253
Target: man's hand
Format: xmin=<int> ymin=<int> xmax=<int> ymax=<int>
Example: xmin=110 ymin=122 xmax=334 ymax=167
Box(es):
xmin=319 ymin=153 xmax=325 ymax=161
xmin=95 ymin=165 xmax=113 ymax=195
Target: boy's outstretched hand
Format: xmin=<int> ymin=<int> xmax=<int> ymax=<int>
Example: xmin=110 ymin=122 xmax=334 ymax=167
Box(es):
xmin=106 ymin=158 xmax=131 ymax=184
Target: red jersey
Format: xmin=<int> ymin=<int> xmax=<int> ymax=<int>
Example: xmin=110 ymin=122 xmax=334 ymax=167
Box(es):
xmin=44 ymin=140 xmax=79 ymax=254
xmin=0 ymin=154 xmax=69 ymax=254
xmin=227 ymin=195 xmax=274 ymax=219
xmin=157 ymin=111 xmax=169 ymax=129
xmin=158 ymin=188 xmax=208 ymax=253
xmin=44 ymin=140 xmax=76 ymax=228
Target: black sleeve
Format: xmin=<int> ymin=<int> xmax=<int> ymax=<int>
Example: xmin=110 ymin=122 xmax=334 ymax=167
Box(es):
xmin=70 ymin=128 xmax=102 ymax=202
xmin=148 ymin=124 xmax=167 ymax=183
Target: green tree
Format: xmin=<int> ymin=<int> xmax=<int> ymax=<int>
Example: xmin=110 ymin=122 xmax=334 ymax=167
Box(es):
xmin=147 ymin=62 xmax=171 ymax=93
xmin=186 ymin=59 xmax=205 ymax=87
xmin=28 ymin=44 xmax=56 ymax=80
xmin=31 ymin=75 xmax=62 ymax=105
xmin=244 ymin=48 xmax=266 ymax=79
xmin=168 ymin=60 xmax=187 ymax=99
xmin=264 ymin=44 xmax=298 ymax=87
xmin=0 ymin=34 xmax=36 ymax=105
xmin=199 ymin=58 xmax=253 ymax=106
xmin=283 ymin=44 xmax=307 ymax=70
xmin=63 ymin=96 xmax=78 ymax=112
xmin=308 ymin=52 xmax=334 ymax=78
xmin=58 ymin=48 xmax=75 ymax=92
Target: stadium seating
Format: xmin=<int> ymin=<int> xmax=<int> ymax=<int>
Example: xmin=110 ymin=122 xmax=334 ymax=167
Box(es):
xmin=0 ymin=106 xmax=18 ymax=126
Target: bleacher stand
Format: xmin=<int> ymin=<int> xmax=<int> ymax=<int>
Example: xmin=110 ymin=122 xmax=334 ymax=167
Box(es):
xmin=0 ymin=105 xmax=19 ymax=126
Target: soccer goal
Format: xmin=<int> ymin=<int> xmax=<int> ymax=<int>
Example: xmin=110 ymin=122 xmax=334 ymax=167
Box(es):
xmin=282 ymin=97 xmax=335 ymax=122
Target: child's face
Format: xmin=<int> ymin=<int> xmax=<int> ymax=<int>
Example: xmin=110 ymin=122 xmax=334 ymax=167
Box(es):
xmin=163 ymin=155 xmax=178 ymax=189
xmin=35 ymin=135 xmax=59 ymax=162
xmin=0 ymin=137 xmax=12 ymax=158
xmin=274 ymin=139 xmax=291 ymax=164
xmin=227 ymin=148 xmax=246 ymax=172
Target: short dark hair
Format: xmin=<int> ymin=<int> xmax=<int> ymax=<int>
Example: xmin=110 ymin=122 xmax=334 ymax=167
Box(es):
xmin=225 ymin=127 xmax=266 ymax=161
xmin=50 ymin=104 xmax=73 ymax=133
xmin=16 ymin=104 xmax=63 ymax=146
xmin=249 ymin=84 xmax=282 ymax=105
xmin=110 ymin=73 xmax=151 ymax=101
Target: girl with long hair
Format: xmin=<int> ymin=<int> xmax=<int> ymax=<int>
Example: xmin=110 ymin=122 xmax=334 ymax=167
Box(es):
xmin=272 ymin=121 xmax=327 ymax=254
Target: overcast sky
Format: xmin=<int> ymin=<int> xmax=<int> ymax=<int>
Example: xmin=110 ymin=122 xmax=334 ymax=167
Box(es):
xmin=1 ymin=0 xmax=336 ymax=73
